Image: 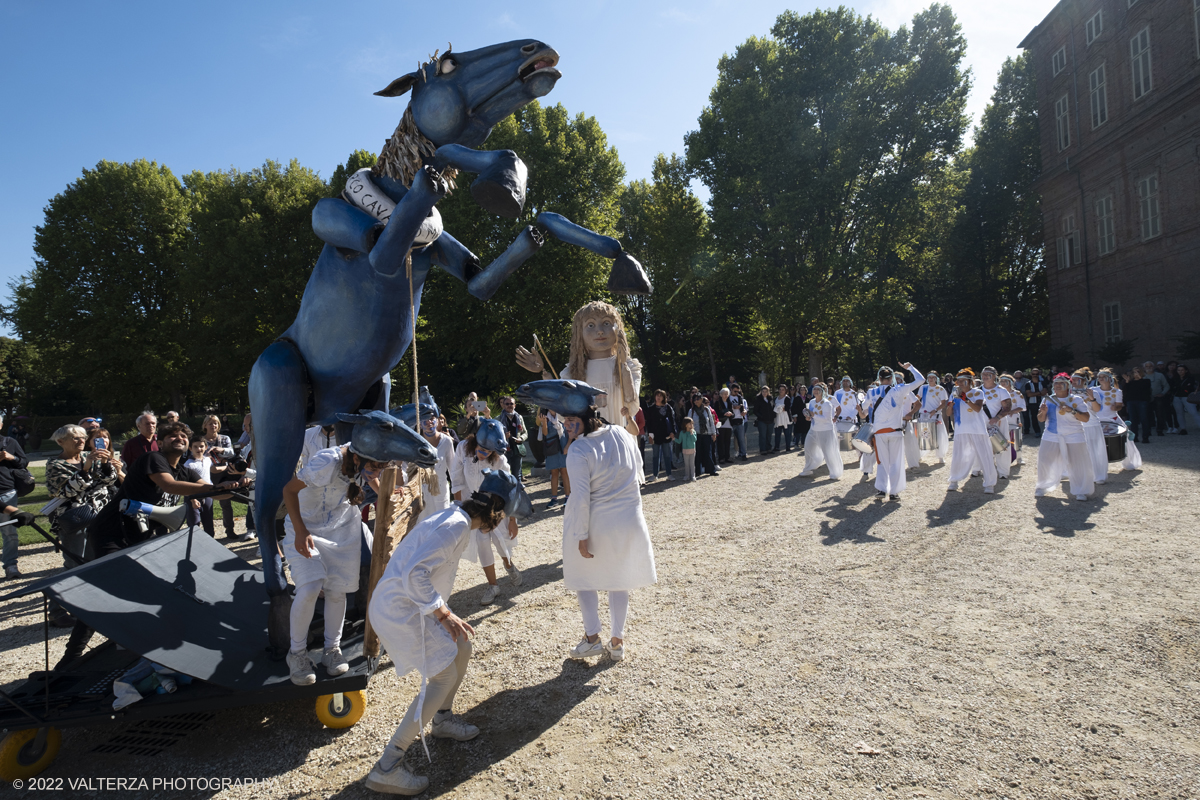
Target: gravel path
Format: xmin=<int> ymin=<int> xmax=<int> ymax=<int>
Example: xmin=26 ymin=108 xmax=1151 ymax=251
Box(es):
xmin=2 ymin=434 xmax=1198 ymax=799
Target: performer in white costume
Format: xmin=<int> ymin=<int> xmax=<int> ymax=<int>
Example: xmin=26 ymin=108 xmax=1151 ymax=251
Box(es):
xmin=799 ymin=383 xmax=844 ymax=479
xmin=449 ymin=418 xmax=521 ymax=605
xmin=396 ymin=394 xmax=457 ymax=525
xmin=859 ymin=362 xmax=924 ymax=500
xmin=977 ymin=366 xmax=1014 ymax=482
xmin=1072 ymin=369 xmax=1108 ymax=485
xmin=917 ymin=371 xmax=949 ymax=463
xmin=1092 ymin=369 xmax=1142 ymax=471
xmin=300 ymin=424 xmax=338 ymax=468
xmin=365 ymin=470 xmax=532 ymax=796
xmin=547 ymin=384 xmax=657 ymax=663
xmin=946 ymin=369 xmax=999 ymax=494
xmin=1035 ymin=373 xmax=1095 ymax=501
xmin=1000 ymin=374 xmax=1025 ymax=466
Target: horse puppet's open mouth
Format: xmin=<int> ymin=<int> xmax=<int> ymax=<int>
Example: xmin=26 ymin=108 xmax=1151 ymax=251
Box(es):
xmin=518 ymin=49 xmax=561 ymax=83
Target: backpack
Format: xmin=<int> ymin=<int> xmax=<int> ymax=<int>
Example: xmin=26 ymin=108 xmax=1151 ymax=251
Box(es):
xmin=0 ymin=437 xmax=34 ymax=497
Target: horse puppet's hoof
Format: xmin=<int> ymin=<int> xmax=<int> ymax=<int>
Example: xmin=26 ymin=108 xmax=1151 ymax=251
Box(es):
xmin=471 ymin=150 xmax=528 ymax=218
xmin=608 ymin=252 xmax=652 ymax=295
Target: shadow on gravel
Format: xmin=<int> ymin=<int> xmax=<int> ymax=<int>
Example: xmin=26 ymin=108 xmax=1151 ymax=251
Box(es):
xmin=327 ymin=660 xmax=607 ymax=799
xmin=454 ymin=559 xmax=566 ymax=625
xmin=813 ymin=481 xmax=893 ymax=545
xmin=764 ymin=472 xmax=823 ymax=501
xmin=1032 ymin=495 xmax=1107 ymax=536
xmin=925 ymin=488 xmax=992 ymax=528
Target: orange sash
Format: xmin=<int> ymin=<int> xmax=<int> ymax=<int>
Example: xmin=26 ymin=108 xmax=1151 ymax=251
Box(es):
xmin=871 ymin=427 xmax=898 ymax=464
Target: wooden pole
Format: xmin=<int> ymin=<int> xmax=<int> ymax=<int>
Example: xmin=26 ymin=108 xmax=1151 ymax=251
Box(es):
xmin=363 ymin=465 xmax=426 ymax=657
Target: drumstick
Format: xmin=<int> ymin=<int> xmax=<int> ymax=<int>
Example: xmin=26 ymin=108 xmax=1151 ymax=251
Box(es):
xmin=533 ymin=334 xmax=559 ymax=379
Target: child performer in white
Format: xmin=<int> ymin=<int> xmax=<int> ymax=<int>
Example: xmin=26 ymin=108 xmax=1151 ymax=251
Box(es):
xmin=1092 ymin=369 xmax=1142 ymax=471
xmin=518 ymin=380 xmax=656 ymax=662
xmin=918 ymin=371 xmax=949 ymax=463
xmin=1035 ymin=374 xmax=1095 ymax=501
xmin=281 ymin=413 xmax=393 ymax=686
xmin=946 ymin=369 xmax=999 ymax=494
xmin=977 ymin=366 xmax=1014 ymax=482
xmin=799 ymin=383 xmax=844 ymax=479
xmin=1072 ymin=369 xmax=1108 ymax=485
xmin=1000 ymin=374 xmax=1026 ymax=466
xmin=449 ymin=418 xmax=521 ymax=605
xmin=365 ymin=470 xmax=532 ymax=796
xmin=859 ymin=362 xmax=924 ymax=501
xmin=397 ymin=395 xmax=457 ymax=525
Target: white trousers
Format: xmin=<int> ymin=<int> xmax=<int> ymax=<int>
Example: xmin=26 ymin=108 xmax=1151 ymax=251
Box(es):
xmin=1037 ymin=439 xmax=1094 ymax=498
xmin=903 ymin=426 xmax=920 ymax=468
xmin=1083 ymin=425 xmax=1108 ymax=483
xmin=873 ymin=433 xmax=906 ymax=494
xmin=1121 ymin=438 xmax=1142 ymax=470
xmin=477 ymin=528 xmax=513 ymax=568
xmin=859 ymin=449 xmax=875 ymax=475
xmin=801 ymin=429 xmax=844 ymax=479
xmin=949 ymin=433 xmax=997 ymax=488
xmin=290 ymin=579 xmax=347 ymax=653
xmin=578 ymin=590 xmax=629 ymax=639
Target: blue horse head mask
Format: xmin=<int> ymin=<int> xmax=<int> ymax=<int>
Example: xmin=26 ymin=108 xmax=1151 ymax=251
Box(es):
xmin=336 ymin=410 xmax=438 ymax=467
xmin=375 ymin=40 xmax=561 ymax=149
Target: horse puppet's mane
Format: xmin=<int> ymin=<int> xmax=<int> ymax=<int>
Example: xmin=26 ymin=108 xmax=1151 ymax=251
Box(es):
xmin=373 ymin=49 xmax=459 ymax=190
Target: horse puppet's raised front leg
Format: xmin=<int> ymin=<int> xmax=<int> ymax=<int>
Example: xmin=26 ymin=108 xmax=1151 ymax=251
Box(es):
xmin=536 ymin=212 xmax=653 ymax=295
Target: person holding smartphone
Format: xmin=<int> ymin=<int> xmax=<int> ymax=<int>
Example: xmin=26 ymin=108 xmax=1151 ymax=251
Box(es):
xmin=455 ymin=392 xmax=491 ymax=439
xmin=47 ymin=427 xmax=124 ymax=576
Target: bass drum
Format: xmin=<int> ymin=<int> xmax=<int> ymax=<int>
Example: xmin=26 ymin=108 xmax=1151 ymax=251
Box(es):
xmin=851 ymin=423 xmax=875 ymax=454
xmin=1101 ymin=421 xmax=1127 ymax=463
xmin=987 ymin=426 xmax=1008 ymax=455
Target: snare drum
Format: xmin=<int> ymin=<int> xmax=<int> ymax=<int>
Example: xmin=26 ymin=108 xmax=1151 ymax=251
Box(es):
xmin=851 ymin=423 xmax=875 ymax=454
xmin=987 ymin=425 xmax=1008 ymax=455
xmin=914 ymin=420 xmax=936 ymax=452
xmin=1100 ymin=421 xmax=1127 ymax=462
xmin=835 ymin=419 xmax=858 ymax=451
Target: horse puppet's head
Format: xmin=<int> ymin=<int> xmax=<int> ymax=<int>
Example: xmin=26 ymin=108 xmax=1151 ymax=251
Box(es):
xmin=375 ymin=40 xmax=560 ymax=149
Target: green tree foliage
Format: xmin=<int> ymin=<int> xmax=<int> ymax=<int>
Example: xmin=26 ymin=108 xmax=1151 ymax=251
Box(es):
xmin=409 ymin=102 xmax=625 ymax=404
xmin=0 ymin=338 xmax=37 ymax=421
xmin=686 ymin=4 xmax=970 ymax=379
xmin=619 ymin=154 xmax=756 ymax=391
xmin=10 ymin=160 xmax=193 ymax=410
xmin=905 ymin=53 xmax=1046 ymax=369
xmin=181 ymin=159 xmax=331 ymax=409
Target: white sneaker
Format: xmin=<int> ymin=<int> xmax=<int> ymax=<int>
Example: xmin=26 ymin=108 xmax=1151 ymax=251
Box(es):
xmin=322 ymin=646 xmax=349 ymax=676
xmin=287 ymin=650 xmax=316 ymax=686
xmin=605 ymin=641 xmax=625 ymax=662
xmin=365 ymin=757 xmax=428 ymax=796
xmin=431 ymin=711 xmax=479 ymax=741
xmin=569 ymin=637 xmax=605 ymax=660
xmin=983 ymin=486 xmax=994 ymax=494
xmin=947 ymin=482 xmax=959 ymax=492
xmin=481 ymin=583 xmax=499 ymax=605
xmin=665 ymin=474 xmax=674 ymax=481
xmin=936 ymin=458 xmax=945 ymax=465
xmin=506 ymin=563 xmax=523 ymax=586
xmin=1074 ymin=494 xmax=1088 ymax=501
xmin=799 ymin=471 xmax=813 ymax=477
xmin=1034 ymin=489 xmax=1047 ymax=497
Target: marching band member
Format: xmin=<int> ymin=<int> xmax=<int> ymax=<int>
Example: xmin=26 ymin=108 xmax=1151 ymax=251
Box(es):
xmin=859 ymin=362 xmax=924 ymax=500
xmin=946 ymin=369 xmax=998 ymax=494
xmin=799 ymin=383 xmax=844 ymax=480
xmin=1093 ymin=369 xmax=1142 ymax=471
xmin=999 ymin=374 xmax=1025 ymax=466
xmin=835 ymin=377 xmax=872 ymax=481
xmin=1072 ymin=369 xmax=1107 ymax=486
xmin=918 ymin=371 xmax=949 ymax=463
xmin=1035 ymin=373 xmax=1094 ymax=501
xmin=978 ymin=366 xmax=1014 ymax=482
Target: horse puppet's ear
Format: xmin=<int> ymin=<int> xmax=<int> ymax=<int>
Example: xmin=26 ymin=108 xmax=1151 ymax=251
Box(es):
xmin=374 ymin=72 xmax=420 ymax=97
xmin=336 ymin=412 xmax=372 ymax=425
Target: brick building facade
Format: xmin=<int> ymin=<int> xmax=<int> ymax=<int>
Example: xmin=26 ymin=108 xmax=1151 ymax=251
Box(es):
xmin=1020 ymin=0 xmax=1200 ymax=367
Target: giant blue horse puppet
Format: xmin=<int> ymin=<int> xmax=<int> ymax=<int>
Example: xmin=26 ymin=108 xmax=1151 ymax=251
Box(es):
xmin=248 ymin=39 xmax=651 ymax=645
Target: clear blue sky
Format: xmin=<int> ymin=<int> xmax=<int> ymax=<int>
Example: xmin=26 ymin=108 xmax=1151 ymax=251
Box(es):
xmin=0 ymin=0 xmax=1049 ymax=330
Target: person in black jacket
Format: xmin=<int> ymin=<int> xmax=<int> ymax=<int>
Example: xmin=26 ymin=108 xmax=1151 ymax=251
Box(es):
xmin=713 ymin=388 xmax=735 ymax=463
xmin=0 ymin=434 xmax=32 ymax=579
xmin=772 ymin=384 xmax=794 ymax=453
xmin=753 ymin=385 xmax=775 ymax=456
xmin=644 ymin=389 xmax=678 ymax=481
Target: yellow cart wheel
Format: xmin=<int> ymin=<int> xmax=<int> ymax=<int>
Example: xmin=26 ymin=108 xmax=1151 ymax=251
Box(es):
xmin=0 ymin=727 xmax=62 ymax=781
xmin=315 ymin=690 xmax=366 ymax=729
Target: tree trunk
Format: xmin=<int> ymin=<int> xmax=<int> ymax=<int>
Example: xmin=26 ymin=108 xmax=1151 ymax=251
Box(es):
xmin=789 ymin=330 xmax=801 ymax=384
xmin=170 ymin=388 xmax=184 ymax=415
xmin=808 ymin=346 xmax=824 ymax=383
xmin=707 ymin=338 xmax=719 ymax=393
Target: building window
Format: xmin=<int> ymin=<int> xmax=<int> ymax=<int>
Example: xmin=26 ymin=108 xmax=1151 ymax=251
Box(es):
xmin=1055 ymin=94 xmax=1071 ymax=151
xmin=1130 ymin=27 xmax=1153 ymax=99
xmin=1137 ymin=174 xmax=1161 ymax=240
xmin=1087 ymin=10 xmax=1103 ymax=45
xmin=1057 ymin=214 xmax=1081 ymax=269
xmin=1089 ymin=64 xmax=1108 ymax=128
xmin=1103 ymin=303 xmax=1121 ymax=342
xmin=1095 ymin=196 xmax=1115 ymax=255
xmin=1052 ymin=46 xmax=1067 ymax=76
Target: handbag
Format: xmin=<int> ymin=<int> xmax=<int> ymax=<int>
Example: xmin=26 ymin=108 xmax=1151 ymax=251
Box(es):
xmin=59 ymin=502 xmax=98 ymax=530
xmin=1188 ymin=391 xmax=1200 ymax=406
xmin=10 ymin=467 xmax=35 ymax=498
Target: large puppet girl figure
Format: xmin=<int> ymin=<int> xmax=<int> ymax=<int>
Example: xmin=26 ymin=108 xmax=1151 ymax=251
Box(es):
xmin=516 ymin=301 xmax=642 ymax=437
xmin=517 ymin=380 xmax=656 ymax=662
xmin=365 ymin=470 xmax=532 ymax=796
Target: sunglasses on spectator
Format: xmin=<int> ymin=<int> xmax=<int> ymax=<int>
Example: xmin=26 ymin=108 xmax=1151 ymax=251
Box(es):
xmin=82 ymin=418 xmax=101 ymax=424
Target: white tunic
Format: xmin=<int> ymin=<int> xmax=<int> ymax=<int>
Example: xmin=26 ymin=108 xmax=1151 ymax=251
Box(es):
xmin=561 ymin=356 xmax=642 ymax=427
xmin=369 ymin=507 xmax=473 ymax=679
xmin=449 ymin=439 xmax=512 ymax=563
xmin=834 ymin=389 xmax=861 ymax=423
xmin=563 ymin=425 xmax=657 ymax=592
xmin=415 ymin=433 xmax=456 ymax=524
xmin=282 ymin=447 xmax=367 ymax=593
xmin=918 ymin=384 xmax=948 ymax=420
xmin=300 ymin=426 xmax=338 ymax=468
